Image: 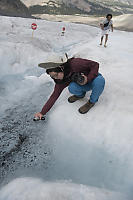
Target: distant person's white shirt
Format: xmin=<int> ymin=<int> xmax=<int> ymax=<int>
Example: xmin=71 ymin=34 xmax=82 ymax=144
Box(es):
xmin=102 ymin=19 xmax=113 ymax=31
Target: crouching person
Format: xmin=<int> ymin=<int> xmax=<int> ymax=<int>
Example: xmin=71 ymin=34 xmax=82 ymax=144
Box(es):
xmin=34 ymin=54 xmax=105 ymax=119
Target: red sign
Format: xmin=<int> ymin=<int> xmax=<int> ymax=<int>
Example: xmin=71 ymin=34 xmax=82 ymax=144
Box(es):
xmin=62 ymin=27 xmax=65 ymax=32
xmin=31 ymin=23 xmax=37 ymax=30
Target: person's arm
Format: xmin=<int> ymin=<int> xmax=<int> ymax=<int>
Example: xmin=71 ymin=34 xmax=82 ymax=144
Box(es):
xmin=86 ymin=60 xmax=99 ymax=82
xmin=111 ymin=24 xmax=114 ymax=32
xmin=40 ymin=83 xmax=68 ymax=115
xmin=100 ymin=23 xmax=104 ymax=30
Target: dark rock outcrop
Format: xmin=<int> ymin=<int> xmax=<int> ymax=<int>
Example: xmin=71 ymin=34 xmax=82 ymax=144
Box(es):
xmin=0 ymin=0 xmax=31 ymax=17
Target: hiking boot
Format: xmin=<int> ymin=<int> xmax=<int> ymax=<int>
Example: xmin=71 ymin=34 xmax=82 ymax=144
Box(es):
xmin=78 ymin=100 xmax=95 ymax=114
xmin=68 ymin=95 xmax=85 ymax=103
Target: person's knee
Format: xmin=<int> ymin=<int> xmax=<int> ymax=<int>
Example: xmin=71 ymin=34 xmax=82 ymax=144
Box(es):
xmin=68 ymin=82 xmax=80 ymax=94
xmin=92 ymin=76 xmax=105 ymax=89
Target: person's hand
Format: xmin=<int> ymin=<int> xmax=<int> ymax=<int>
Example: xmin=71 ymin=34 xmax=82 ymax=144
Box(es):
xmin=80 ymin=74 xmax=88 ymax=85
xmin=100 ymin=24 xmax=104 ymax=30
xmin=34 ymin=112 xmax=43 ymax=120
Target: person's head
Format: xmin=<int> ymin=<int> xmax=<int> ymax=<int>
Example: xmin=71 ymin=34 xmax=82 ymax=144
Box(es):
xmin=46 ymin=66 xmax=64 ymax=80
xmin=106 ymin=14 xmax=112 ymax=21
xmin=38 ymin=53 xmax=69 ymax=80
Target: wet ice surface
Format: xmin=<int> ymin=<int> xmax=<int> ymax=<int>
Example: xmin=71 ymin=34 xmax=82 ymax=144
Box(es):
xmin=0 ymin=16 xmax=133 ymax=199
xmin=0 ymin=177 xmax=127 ymax=200
xmin=0 ymin=77 xmax=53 ymax=186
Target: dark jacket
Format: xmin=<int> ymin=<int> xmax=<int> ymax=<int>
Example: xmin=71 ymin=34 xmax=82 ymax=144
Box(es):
xmin=41 ymin=58 xmax=99 ymax=115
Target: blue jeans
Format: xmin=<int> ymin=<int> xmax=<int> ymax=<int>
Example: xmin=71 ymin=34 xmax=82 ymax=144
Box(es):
xmin=68 ymin=73 xmax=105 ymax=103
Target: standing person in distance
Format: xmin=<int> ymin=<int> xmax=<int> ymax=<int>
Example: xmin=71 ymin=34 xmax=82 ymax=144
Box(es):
xmin=100 ymin=14 xmax=114 ymax=47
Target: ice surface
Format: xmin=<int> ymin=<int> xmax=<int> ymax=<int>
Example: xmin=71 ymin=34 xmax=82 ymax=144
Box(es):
xmin=0 ymin=177 xmax=126 ymax=200
xmin=0 ymin=16 xmax=133 ymax=199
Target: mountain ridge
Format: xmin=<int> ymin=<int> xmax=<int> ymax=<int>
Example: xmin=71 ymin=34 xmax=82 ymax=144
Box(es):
xmin=21 ymin=0 xmax=133 ymax=16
